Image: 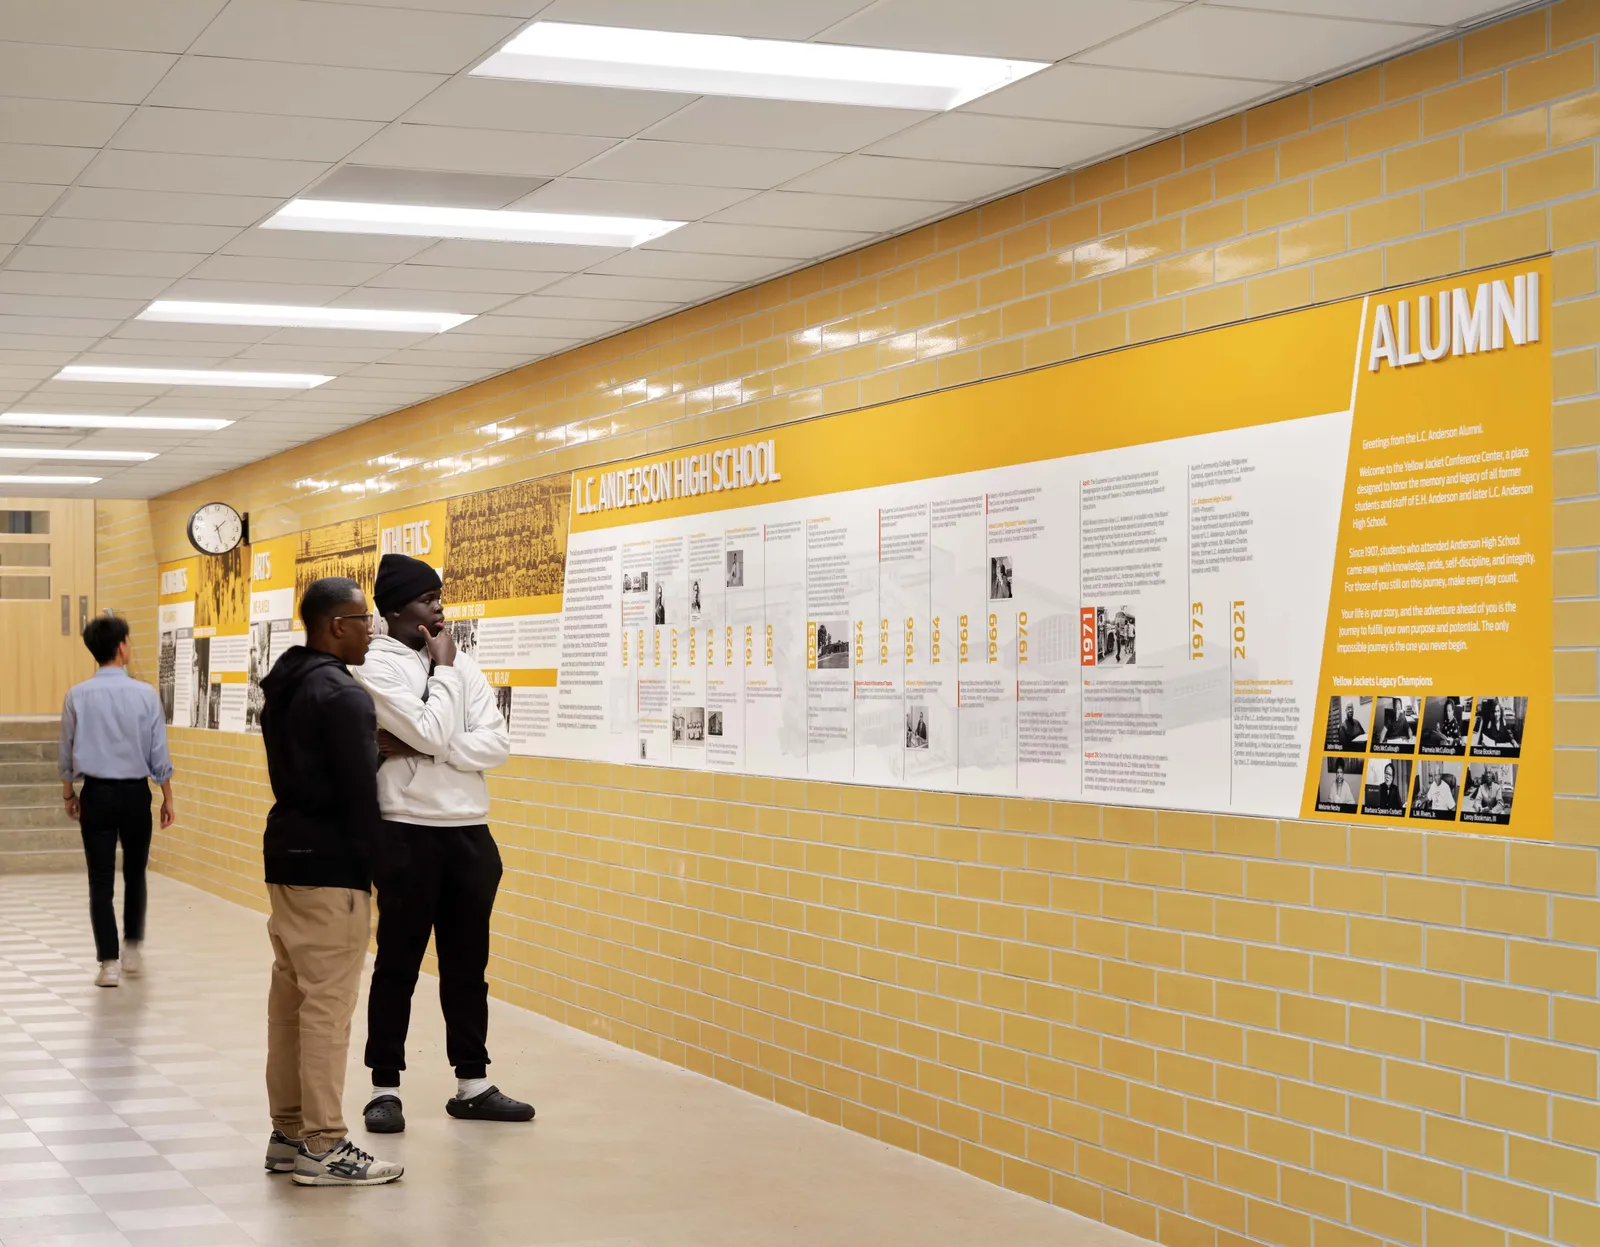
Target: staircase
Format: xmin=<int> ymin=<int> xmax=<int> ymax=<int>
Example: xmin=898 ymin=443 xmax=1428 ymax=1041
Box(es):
xmin=0 ymin=720 xmax=80 ymax=873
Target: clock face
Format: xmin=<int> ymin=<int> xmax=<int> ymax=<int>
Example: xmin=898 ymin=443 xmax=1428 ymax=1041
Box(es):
xmin=188 ymin=502 xmax=243 ymax=556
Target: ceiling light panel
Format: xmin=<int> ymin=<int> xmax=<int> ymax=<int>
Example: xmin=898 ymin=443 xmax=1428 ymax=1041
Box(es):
xmin=0 ymin=413 xmax=235 ymax=431
xmin=0 ymin=474 xmax=101 ymax=485
xmin=0 ymin=447 xmax=156 ymax=461
xmin=264 ymin=199 xmax=684 ymax=247
xmin=56 ymin=365 xmax=334 ymax=388
xmin=138 ymin=301 xmax=475 ymax=333
xmin=471 ymin=22 xmax=1050 ymax=111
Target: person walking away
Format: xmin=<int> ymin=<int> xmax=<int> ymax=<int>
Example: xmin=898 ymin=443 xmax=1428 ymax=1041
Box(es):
xmin=354 ymin=553 xmax=534 ymax=1133
xmin=259 ymin=577 xmax=404 ymax=1187
xmin=59 ymin=615 xmax=174 ymax=988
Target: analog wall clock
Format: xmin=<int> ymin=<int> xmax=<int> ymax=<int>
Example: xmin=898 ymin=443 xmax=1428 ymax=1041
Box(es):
xmin=187 ymin=502 xmax=245 ymax=556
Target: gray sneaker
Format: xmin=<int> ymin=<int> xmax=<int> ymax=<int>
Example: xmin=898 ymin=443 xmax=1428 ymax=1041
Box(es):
xmin=291 ymin=1137 xmax=403 ymax=1187
xmin=265 ymin=1130 xmax=299 ymax=1173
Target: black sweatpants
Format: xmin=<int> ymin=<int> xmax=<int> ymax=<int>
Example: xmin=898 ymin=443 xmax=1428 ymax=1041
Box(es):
xmin=79 ymin=777 xmax=152 ymax=963
xmin=366 ymin=822 xmax=502 ymax=1083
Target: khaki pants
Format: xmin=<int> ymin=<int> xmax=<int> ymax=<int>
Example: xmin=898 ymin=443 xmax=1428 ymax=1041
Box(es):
xmin=265 ymin=884 xmax=370 ymax=1152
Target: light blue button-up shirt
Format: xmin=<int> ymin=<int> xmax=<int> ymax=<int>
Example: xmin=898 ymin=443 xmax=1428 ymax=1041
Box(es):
xmin=59 ymin=666 xmax=173 ymax=783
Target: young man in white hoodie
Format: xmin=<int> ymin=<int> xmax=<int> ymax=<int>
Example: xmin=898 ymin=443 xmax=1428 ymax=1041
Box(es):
xmin=354 ymin=553 xmax=534 ymax=1132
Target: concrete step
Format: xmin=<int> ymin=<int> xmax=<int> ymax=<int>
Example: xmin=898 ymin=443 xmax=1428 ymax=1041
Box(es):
xmin=0 ymin=720 xmax=58 ymax=742
xmin=0 ymin=760 xmax=58 ymax=784
xmin=0 ymin=801 xmax=77 ymax=831
xmin=0 ymin=740 xmax=59 ymax=762
xmin=0 ymin=825 xmax=81 ymax=854
xmin=0 ymin=849 xmax=82 ymax=873
xmin=3 ymin=782 xmax=60 ymax=806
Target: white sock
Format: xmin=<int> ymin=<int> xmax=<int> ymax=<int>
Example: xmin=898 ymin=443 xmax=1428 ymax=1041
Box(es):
xmin=455 ymin=1076 xmax=491 ymax=1101
xmin=371 ymin=1084 xmax=400 ymax=1102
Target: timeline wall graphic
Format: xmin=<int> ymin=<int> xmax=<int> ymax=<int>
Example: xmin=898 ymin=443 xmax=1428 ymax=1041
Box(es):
xmin=156 ymin=259 xmax=1553 ymax=839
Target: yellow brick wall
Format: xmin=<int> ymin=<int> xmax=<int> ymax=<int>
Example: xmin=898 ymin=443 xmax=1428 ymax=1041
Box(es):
xmin=97 ymin=6 xmax=1600 ymax=1244
xmin=93 ymin=499 xmax=157 ymax=678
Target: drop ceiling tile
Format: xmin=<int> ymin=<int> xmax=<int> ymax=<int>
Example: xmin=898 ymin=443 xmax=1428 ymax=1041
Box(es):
xmin=498 ymin=293 xmax=679 ymax=321
xmin=308 ymin=164 xmax=550 ymax=208
xmin=0 ymin=295 xmax=146 ymax=320
xmin=239 ymin=342 xmax=396 ymax=363
xmin=0 ymin=42 xmax=176 ymax=105
xmin=1222 ymin=0 xmax=1518 ymax=22
xmin=353 ymin=363 xmax=496 ymax=383
xmin=0 ymin=217 xmax=37 ymax=247
xmin=0 ymin=144 xmax=99 ymax=186
xmin=457 ymin=313 xmax=626 ymax=337
xmin=159 ymin=279 xmax=354 ymax=305
xmin=147 ymin=56 xmax=445 ymax=122
xmin=869 ymin=113 xmax=1151 ymax=168
xmin=0 ymin=100 xmax=133 ymax=147
xmin=540 ymin=273 xmax=734 ymax=303
xmin=1079 ymin=6 xmax=1430 ymax=81
xmin=0 ymin=314 xmax=122 ymax=337
xmin=7 ymin=246 xmax=208 ymax=278
xmin=642 ymin=221 xmax=874 ymax=259
xmin=589 ymin=250 xmax=794 ymax=282
xmin=644 ymin=98 xmax=932 ymax=154
xmin=0 ymin=272 xmax=176 ymax=300
xmin=317 ymin=0 xmax=552 ymax=12
xmin=380 ymin=348 xmax=527 ymax=370
xmin=820 ymin=0 xmax=1178 ymax=60
xmin=191 ymin=0 xmax=521 ymax=73
xmin=103 ymin=321 xmax=271 ymax=344
xmin=0 ymin=335 xmax=101 ymax=353
xmin=709 ymin=190 xmax=956 ymax=234
xmin=514 ymin=178 xmax=756 ymax=219
xmin=405 ymin=333 xmax=580 ymax=355
xmin=535 ymin=0 xmax=874 ymax=38
xmin=220 ymin=231 xmax=434 ymax=264
xmin=328 ymin=288 xmax=511 ymax=313
xmin=257 ymin=329 xmax=428 ymax=352
xmin=54 ymin=187 xmax=281 ymax=228
xmin=110 ymin=107 xmax=384 ymax=163
xmin=405 ymin=78 xmax=695 ymax=138
xmin=968 ymin=62 xmax=1275 ymax=128
xmin=408 ymin=239 xmax=622 ymax=273
xmin=783 ymin=153 xmax=1049 ymax=201
xmin=188 ymin=254 xmax=394 ymax=288
xmin=363 ymin=265 xmax=566 ymax=295
xmin=0 ymin=0 xmax=230 ymax=51
xmin=572 ymin=141 xmax=837 ymax=191
xmin=0 ymin=185 xmax=65 ymax=216
xmin=80 ymin=150 xmax=329 ymax=198
xmin=349 ymin=123 xmax=613 ymax=178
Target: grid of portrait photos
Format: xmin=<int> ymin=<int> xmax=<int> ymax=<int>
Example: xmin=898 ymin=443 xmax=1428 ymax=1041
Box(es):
xmin=1314 ymin=692 xmax=1523 ymax=825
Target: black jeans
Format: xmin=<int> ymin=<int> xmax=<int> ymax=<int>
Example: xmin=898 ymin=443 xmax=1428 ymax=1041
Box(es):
xmin=366 ymin=822 xmax=502 ymax=1083
xmin=79 ymin=777 xmax=153 ymax=963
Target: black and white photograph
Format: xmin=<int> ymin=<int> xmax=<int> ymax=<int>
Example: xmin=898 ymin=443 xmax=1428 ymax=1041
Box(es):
xmin=814 ymin=620 xmax=850 ymax=670
xmin=447 ymin=477 xmax=569 ymax=603
xmin=905 ymin=704 xmax=930 ymax=750
xmin=691 ymin=579 xmax=703 ymax=619
xmin=1323 ymin=695 xmax=1372 ymax=752
xmin=1409 ymin=760 xmax=1462 ymax=821
xmin=447 ymin=617 xmax=479 ymax=658
xmin=1419 ymin=695 xmax=1472 ymax=755
xmin=1370 ymin=695 xmax=1419 ymax=753
xmin=189 ymin=636 xmax=211 ymax=729
xmin=989 ymin=555 xmax=1013 ymax=601
xmin=245 ymin=620 xmax=272 ymax=731
xmin=1315 ymin=757 xmax=1360 ymax=813
xmin=1360 ymin=757 xmax=1410 ymax=817
xmin=1094 ymin=606 xmax=1136 ymax=666
xmin=623 ymin=570 xmax=649 ymax=594
xmin=205 ymin=681 xmax=222 ymax=731
xmin=707 ymin=710 xmax=723 ymax=738
xmin=671 ymin=706 xmax=705 ymax=743
xmin=1460 ymin=762 xmax=1517 ymax=825
xmin=654 ymin=582 xmax=666 ymax=625
xmin=726 ymin=549 xmax=744 ymax=588
xmin=639 ymin=738 xmax=648 ymax=760
xmin=158 ymin=632 xmax=176 ymax=725
xmin=1470 ymin=696 xmax=1525 ymax=758
xmin=494 ymin=684 xmax=513 ymax=731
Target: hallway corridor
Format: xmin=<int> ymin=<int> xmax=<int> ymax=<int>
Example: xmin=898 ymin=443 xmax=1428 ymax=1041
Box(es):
xmin=0 ymin=872 xmax=1136 ymax=1247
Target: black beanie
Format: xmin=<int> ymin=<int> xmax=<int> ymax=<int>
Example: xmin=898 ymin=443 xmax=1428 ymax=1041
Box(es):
xmin=373 ymin=553 xmax=442 ymax=616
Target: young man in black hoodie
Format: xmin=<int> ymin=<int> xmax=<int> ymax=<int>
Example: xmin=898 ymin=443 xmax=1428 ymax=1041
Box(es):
xmin=259 ymin=577 xmax=404 ymax=1187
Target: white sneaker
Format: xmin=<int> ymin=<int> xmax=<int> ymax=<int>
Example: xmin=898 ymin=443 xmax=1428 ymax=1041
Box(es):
xmin=94 ymin=960 xmax=120 ymax=988
xmin=291 ymin=1138 xmax=403 ymax=1186
xmin=122 ymin=941 xmax=143 ymax=976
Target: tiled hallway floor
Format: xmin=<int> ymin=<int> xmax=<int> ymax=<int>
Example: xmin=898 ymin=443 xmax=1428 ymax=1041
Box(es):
xmin=0 ymin=872 xmax=1144 ymax=1247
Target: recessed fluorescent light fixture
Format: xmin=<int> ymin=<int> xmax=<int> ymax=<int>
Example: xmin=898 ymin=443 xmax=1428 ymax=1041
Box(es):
xmin=0 ymin=474 xmax=100 ymax=485
xmin=55 ymin=365 xmax=332 ymax=389
xmin=263 ymin=199 xmax=683 ymax=248
xmin=473 ymin=21 xmax=1049 ymax=110
xmin=138 ymin=301 xmax=475 ymax=334
xmin=0 ymin=447 xmax=156 ymax=462
xmin=0 ymin=413 xmax=235 ymax=432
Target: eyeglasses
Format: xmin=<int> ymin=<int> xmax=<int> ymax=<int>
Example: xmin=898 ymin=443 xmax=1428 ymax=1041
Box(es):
xmin=329 ymin=611 xmax=375 ymax=629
